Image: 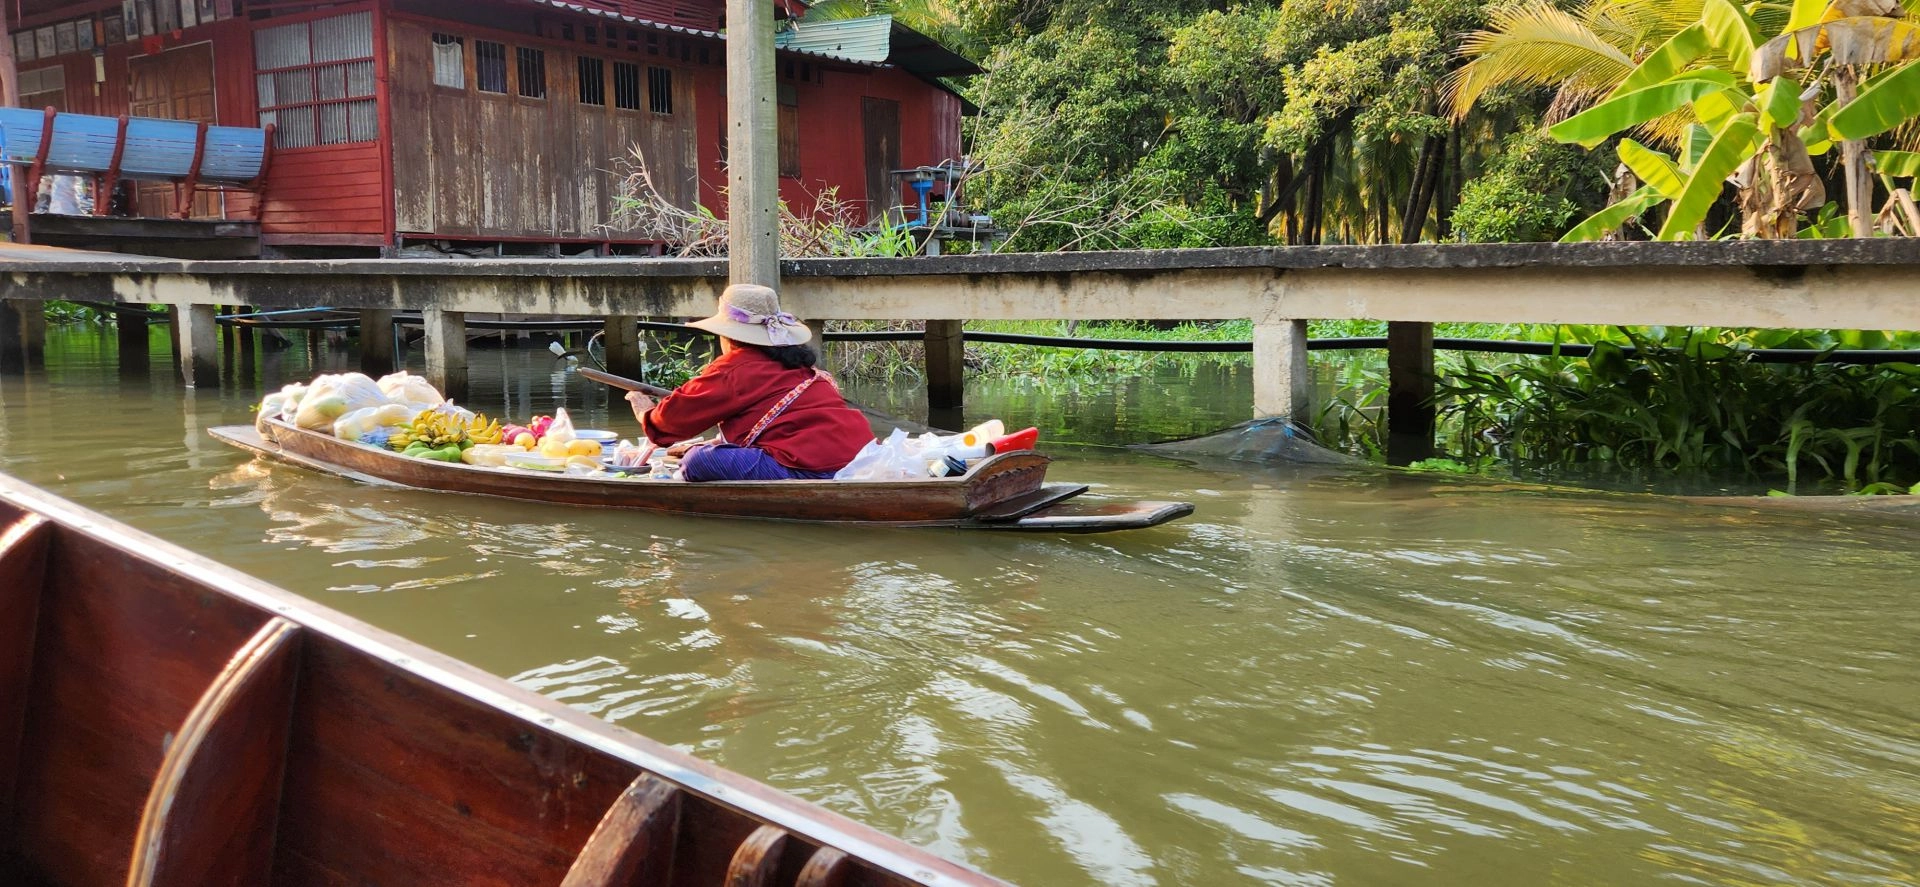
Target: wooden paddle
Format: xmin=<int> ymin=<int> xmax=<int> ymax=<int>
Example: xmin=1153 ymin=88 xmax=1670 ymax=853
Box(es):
xmin=578 ymin=367 xmax=673 ymax=399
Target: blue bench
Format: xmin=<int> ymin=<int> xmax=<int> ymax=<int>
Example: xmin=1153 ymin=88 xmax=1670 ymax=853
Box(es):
xmin=0 ymin=106 xmax=274 ymax=222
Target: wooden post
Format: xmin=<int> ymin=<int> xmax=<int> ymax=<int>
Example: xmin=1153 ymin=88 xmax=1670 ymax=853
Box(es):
xmin=358 ymin=309 xmax=396 ymax=377
xmin=726 ymin=0 xmax=779 ymax=290
xmin=1386 ymin=321 xmax=1436 ymax=465
xmin=1252 ymin=319 xmax=1310 ymax=419
xmin=423 ymin=307 xmax=467 ymax=401
xmin=603 ymin=314 xmax=642 ymax=380
xmin=117 ymin=303 xmax=150 ymax=377
xmin=0 ymin=9 xmax=25 ymax=246
xmin=236 ymin=307 xmax=256 ymax=382
xmin=924 ymin=319 xmax=964 ymax=415
xmin=176 ymin=303 xmax=219 ymax=388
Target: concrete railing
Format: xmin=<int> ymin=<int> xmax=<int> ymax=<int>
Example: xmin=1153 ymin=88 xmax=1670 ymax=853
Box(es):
xmin=2 ymin=240 xmax=1917 ymax=433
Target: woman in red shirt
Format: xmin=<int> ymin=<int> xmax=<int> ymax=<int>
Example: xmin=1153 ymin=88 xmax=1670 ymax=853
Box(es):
xmin=625 ymin=284 xmax=874 ymax=481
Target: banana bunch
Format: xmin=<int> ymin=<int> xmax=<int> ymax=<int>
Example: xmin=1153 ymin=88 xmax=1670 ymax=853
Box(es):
xmin=465 ymin=414 xmax=504 ymax=445
xmin=388 ymin=410 xmax=469 ymax=451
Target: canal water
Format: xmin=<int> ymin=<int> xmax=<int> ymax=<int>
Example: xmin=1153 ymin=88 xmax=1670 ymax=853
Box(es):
xmin=4 ymin=326 xmax=1916 ymax=886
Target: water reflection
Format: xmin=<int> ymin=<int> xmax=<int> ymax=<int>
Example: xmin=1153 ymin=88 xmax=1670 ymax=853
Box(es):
xmin=3 ymin=327 xmax=1918 ymax=885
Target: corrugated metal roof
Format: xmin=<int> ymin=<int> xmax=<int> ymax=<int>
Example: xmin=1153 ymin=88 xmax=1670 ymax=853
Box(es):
xmin=522 ymin=0 xmax=884 ymax=67
xmin=774 ymin=14 xmax=893 ymax=64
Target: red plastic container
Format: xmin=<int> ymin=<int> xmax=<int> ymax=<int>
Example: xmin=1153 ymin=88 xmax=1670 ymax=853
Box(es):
xmin=988 ymin=427 xmax=1039 ymax=454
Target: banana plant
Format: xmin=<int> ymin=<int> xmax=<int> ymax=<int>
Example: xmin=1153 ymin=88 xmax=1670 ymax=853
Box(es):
xmin=1548 ymin=0 xmax=1920 ymax=240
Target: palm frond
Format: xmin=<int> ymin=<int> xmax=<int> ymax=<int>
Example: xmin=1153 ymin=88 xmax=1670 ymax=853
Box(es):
xmin=1448 ymin=1 xmax=1638 ymax=119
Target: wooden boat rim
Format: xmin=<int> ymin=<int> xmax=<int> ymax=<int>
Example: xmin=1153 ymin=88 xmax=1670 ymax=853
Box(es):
xmin=259 ymin=418 xmax=1046 ymax=490
xmin=0 ymin=473 xmax=996 ymax=886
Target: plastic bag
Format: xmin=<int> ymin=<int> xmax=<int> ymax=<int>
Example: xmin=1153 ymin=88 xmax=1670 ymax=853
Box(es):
xmin=537 ymin=408 xmax=578 ymax=458
xmin=293 ymin=373 xmax=391 ymax=430
xmin=333 ymin=403 xmax=416 ymax=440
xmin=832 ymin=428 xmax=928 ymax=481
xmin=275 ymin=383 xmax=308 ymax=423
xmin=377 ymin=371 xmax=444 ymax=408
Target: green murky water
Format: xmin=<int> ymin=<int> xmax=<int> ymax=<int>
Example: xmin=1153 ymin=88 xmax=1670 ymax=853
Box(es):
xmin=2 ymin=326 xmax=1916 ymax=886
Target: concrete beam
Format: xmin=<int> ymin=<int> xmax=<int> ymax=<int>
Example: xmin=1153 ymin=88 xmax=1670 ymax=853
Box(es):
xmin=603 ymin=314 xmax=642 ymax=380
xmin=176 ymin=303 xmax=219 ymax=388
xmin=1252 ymin=320 xmax=1309 ymax=420
xmin=359 ymin=309 xmax=396 ymax=377
xmin=423 ymin=307 xmax=466 ymax=402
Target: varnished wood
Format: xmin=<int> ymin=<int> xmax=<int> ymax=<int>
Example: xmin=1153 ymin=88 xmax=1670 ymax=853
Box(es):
xmin=797 ymin=847 xmax=851 ymax=887
xmin=219 ymin=421 xmax=1051 ymax=525
xmin=561 ymin=774 xmax=682 ymax=887
xmin=0 ymin=511 xmax=51 ymax=838
xmin=127 ymin=618 xmax=302 ymax=887
xmin=0 ymin=472 xmax=1008 ymax=887
xmin=725 ymin=825 xmax=789 ymax=887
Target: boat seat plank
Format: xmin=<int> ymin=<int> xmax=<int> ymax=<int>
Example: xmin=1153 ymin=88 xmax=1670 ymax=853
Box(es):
xmin=965 ymin=484 xmax=1088 ymax=522
xmin=725 ymin=825 xmax=789 ymax=887
xmin=128 ymin=618 xmax=303 ymax=887
xmin=0 ymin=512 xmax=51 ymax=839
xmin=561 ymin=773 xmax=682 ymax=887
xmin=9 ymin=528 xmax=276 ymax=887
xmin=797 ymin=847 xmax=851 ymax=887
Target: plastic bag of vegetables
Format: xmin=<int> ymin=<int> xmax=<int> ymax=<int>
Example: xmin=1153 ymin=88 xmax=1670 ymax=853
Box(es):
xmin=376 ymin=371 xmax=444 ymax=408
xmin=293 ymin=373 xmax=391 ymax=430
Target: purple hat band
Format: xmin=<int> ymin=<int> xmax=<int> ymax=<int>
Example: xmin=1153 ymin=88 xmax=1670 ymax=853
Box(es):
xmin=726 ymin=302 xmax=801 ymax=346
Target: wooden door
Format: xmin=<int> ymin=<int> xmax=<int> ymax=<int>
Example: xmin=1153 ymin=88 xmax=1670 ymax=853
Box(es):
xmin=128 ymin=44 xmax=218 ymax=218
xmin=862 ymin=97 xmax=900 ymax=225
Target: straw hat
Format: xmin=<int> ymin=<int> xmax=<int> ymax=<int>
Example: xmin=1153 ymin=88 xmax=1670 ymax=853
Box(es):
xmin=687 ymin=284 xmax=814 ymax=347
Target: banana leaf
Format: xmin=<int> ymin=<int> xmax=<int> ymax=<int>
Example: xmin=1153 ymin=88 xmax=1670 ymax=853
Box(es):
xmin=1830 ymin=59 xmax=1920 ymax=139
xmin=1704 ymin=0 xmax=1763 ymax=73
xmin=1549 ymin=76 xmax=1736 ymax=147
xmin=1610 ymin=25 xmax=1712 ymax=98
xmin=1761 ymin=75 xmax=1803 ymax=130
xmin=1876 ymin=149 xmax=1920 ymax=176
xmin=1559 ymin=185 xmax=1668 ymax=242
xmin=1618 ymin=139 xmax=1687 ymax=196
xmin=1684 ymin=123 xmax=1715 ymax=168
xmin=1751 ymin=16 xmax=1920 ymax=80
xmin=1658 ymin=112 xmax=1764 ymax=240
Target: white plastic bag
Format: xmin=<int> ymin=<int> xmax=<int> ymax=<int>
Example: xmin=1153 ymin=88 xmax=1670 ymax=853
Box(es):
xmin=377 ymin=370 xmax=444 ymax=408
xmin=333 ymin=403 xmax=416 ymax=440
xmin=537 ymin=408 xmax=579 ymax=458
xmin=293 ymin=373 xmax=391 ymax=430
xmin=832 ymin=428 xmax=926 ymax=481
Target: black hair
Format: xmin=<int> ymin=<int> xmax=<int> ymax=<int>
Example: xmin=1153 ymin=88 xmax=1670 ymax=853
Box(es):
xmin=758 ymin=343 xmax=817 ymax=370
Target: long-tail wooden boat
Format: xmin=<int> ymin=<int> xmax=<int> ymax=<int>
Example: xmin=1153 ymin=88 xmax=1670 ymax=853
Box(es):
xmin=210 ymin=419 xmax=1194 ymax=533
xmin=0 ymin=472 xmax=1006 ymax=887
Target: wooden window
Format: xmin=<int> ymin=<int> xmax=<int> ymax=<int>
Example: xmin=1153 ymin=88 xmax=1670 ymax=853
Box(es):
xmin=254 ymin=11 xmax=376 ymax=149
xmin=612 ymin=61 xmax=641 ymax=111
xmin=647 ymin=66 xmax=672 ymax=115
xmin=475 ymin=40 xmax=507 ymax=93
xmin=777 ymin=85 xmax=798 ymax=177
xmin=431 ymin=33 xmax=463 ymax=89
xmin=577 ymin=56 xmax=605 ymax=106
xmin=516 ymin=47 xmax=546 ymax=99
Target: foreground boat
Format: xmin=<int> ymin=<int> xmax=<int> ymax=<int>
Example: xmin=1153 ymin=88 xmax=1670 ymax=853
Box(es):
xmin=211 ymin=420 xmax=1194 ymax=533
xmin=0 ymin=472 xmax=1005 ymax=886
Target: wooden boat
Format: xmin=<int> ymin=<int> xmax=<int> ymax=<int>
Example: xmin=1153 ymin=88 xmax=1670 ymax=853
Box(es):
xmin=210 ymin=419 xmax=1194 ymax=533
xmin=0 ymin=472 xmax=1006 ymax=886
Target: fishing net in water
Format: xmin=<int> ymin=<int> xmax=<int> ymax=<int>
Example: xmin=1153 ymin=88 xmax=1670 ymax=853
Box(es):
xmin=1134 ymin=418 xmax=1358 ymax=465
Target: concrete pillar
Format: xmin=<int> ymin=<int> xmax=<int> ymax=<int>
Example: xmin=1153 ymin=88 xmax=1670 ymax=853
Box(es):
xmin=176 ymin=303 xmax=219 ymax=388
xmin=1386 ymin=321 xmax=1436 ymax=465
xmin=726 ymin=0 xmax=779 ymax=289
xmin=603 ymin=314 xmax=642 ymax=380
xmin=19 ymin=303 xmax=42 ymax=367
xmin=925 ymin=320 xmax=964 ymax=412
xmin=0 ymin=301 xmax=26 ymax=374
xmin=236 ymin=307 xmax=256 ymax=383
xmin=359 ymin=309 xmax=396 ymax=377
xmin=1252 ymin=319 xmax=1310 ymax=420
xmin=116 ymin=303 xmax=150 ymax=377
xmin=423 ymin=306 xmax=467 ymax=402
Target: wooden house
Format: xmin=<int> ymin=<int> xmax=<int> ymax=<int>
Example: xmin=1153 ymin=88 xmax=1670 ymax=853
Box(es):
xmin=3 ymin=0 xmax=977 ymax=256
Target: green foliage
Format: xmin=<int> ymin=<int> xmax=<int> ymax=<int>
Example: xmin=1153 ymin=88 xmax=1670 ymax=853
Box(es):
xmin=1430 ymin=331 xmax=1920 ymax=492
xmin=43 ymin=301 xmax=113 ymax=324
xmin=1450 ymin=129 xmax=1591 ymax=241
